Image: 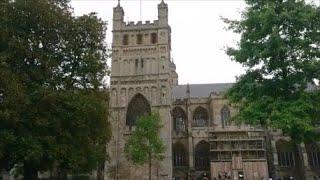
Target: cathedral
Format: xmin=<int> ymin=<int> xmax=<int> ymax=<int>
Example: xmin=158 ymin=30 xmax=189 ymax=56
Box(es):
xmin=107 ymin=1 xmax=320 ymax=180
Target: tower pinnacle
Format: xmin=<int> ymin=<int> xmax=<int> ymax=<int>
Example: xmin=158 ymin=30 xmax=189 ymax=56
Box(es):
xmin=158 ymin=0 xmax=168 ymax=27
xmin=159 ymin=0 xmax=166 ymax=7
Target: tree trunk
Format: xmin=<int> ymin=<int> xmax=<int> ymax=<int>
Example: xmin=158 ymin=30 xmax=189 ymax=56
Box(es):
xmin=56 ymin=168 xmax=68 ymax=180
xmin=295 ymin=143 xmax=306 ymax=180
xmin=97 ymin=162 xmax=105 ymax=180
xmin=149 ymin=159 xmax=152 ymax=180
xmin=23 ymin=161 xmax=38 ymax=180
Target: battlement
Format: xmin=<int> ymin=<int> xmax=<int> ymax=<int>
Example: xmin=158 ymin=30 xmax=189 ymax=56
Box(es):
xmin=120 ymin=20 xmax=161 ymax=30
xmin=113 ymin=1 xmax=168 ymax=31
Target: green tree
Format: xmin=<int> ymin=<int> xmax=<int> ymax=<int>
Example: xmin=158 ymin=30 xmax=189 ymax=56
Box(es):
xmin=0 ymin=0 xmax=111 ymax=179
xmin=124 ymin=113 xmax=165 ymax=180
xmin=223 ymin=0 xmax=320 ymax=143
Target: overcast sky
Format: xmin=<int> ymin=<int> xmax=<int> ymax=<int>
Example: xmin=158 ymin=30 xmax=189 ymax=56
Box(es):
xmin=70 ymin=0 xmax=248 ymax=84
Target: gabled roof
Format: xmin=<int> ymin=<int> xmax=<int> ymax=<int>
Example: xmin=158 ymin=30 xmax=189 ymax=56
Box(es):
xmin=171 ymin=82 xmax=317 ymax=100
xmin=172 ymin=83 xmax=234 ymax=99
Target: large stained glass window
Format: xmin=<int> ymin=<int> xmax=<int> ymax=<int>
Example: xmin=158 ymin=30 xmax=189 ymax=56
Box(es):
xmin=126 ymin=93 xmax=151 ymax=128
xmin=193 ymin=106 xmax=208 ymax=127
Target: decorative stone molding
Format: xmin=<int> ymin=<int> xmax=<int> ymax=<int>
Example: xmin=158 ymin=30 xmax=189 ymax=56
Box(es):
xmin=111 ymin=79 xmax=168 ymax=85
xmin=110 ymin=81 xmax=118 ymax=85
xmin=122 ymin=47 xmax=157 ymax=56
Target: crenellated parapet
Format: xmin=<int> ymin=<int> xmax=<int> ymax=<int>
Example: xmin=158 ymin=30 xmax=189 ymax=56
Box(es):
xmin=119 ymin=20 xmax=161 ymax=30
xmin=113 ymin=1 xmax=168 ymax=31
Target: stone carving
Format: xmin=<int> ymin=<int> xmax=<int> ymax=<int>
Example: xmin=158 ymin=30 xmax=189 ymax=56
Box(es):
xmin=143 ymin=87 xmax=150 ymax=100
xmin=161 ymin=86 xmax=167 ymax=104
xmin=151 ymin=86 xmax=157 ymax=105
xmin=120 ymin=88 xmax=127 ymax=107
xmin=122 ymin=48 xmax=157 ymax=56
xmin=136 ymin=87 xmax=142 ymax=93
xmin=128 ymin=88 xmax=134 ymax=100
xmin=111 ymin=88 xmax=117 ymax=107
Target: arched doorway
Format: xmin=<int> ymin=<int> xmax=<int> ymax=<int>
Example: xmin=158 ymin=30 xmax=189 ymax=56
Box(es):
xmin=172 ymin=142 xmax=188 ymax=180
xmin=195 ymin=140 xmax=210 ymax=171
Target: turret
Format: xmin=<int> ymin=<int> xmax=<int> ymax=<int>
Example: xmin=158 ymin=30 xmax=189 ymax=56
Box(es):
xmin=113 ymin=2 xmax=124 ymax=31
xmin=158 ymin=0 xmax=168 ymax=27
xmin=170 ymin=58 xmax=178 ymax=85
xmin=186 ymin=84 xmax=190 ymax=99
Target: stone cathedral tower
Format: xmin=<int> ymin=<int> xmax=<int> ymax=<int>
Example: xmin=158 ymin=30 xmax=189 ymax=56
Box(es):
xmin=107 ymin=1 xmax=175 ymax=179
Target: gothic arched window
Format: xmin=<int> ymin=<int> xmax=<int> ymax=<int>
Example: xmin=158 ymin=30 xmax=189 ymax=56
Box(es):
xmin=172 ymin=107 xmax=187 ymax=132
xmin=172 ymin=143 xmax=187 ymax=167
xmin=306 ymin=143 xmax=320 ymax=167
xmin=137 ymin=34 xmax=143 ymax=44
xmin=192 ymin=106 xmax=208 ymax=127
xmin=195 ymin=141 xmax=210 ymax=170
xmin=221 ymin=106 xmax=231 ymax=127
xmin=126 ymin=93 xmax=151 ymax=127
xmin=151 ymin=33 xmax=157 ymax=44
xmin=123 ymin=34 xmax=129 ymax=45
xmin=276 ymin=140 xmax=295 ymax=167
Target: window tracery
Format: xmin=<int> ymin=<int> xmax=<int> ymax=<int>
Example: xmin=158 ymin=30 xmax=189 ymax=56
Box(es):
xmin=276 ymin=140 xmax=295 ymax=167
xmin=126 ymin=93 xmax=151 ymax=128
xmin=172 ymin=107 xmax=187 ymax=132
xmin=192 ymin=106 xmax=208 ymax=127
xmin=172 ymin=143 xmax=187 ymax=167
xmin=306 ymin=143 xmax=320 ymax=167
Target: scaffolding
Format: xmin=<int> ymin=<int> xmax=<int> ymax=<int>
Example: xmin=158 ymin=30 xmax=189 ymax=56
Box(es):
xmin=209 ymin=129 xmax=267 ymax=161
xmin=209 ymin=128 xmax=268 ymax=180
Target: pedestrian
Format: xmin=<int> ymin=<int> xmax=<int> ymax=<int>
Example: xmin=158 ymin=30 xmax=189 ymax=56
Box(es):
xmin=274 ymin=176 xmax=281 ymax=180
xmin=227 ymin=171 xmax=231 ymax=180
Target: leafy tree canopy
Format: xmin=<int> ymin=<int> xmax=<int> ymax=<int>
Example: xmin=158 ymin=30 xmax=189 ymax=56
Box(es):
xmin=223 ymin=0 xmax=320 ymax=143
xmin=0 ymin=0 xmax=111 ymax=179
xmin=125 ymin=113 xmax=165 ymax=180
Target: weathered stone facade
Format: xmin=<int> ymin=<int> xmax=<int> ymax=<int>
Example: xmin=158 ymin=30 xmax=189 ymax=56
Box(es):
xmin=106 ymin=1 xmax=320 ymax=180
xmin=107 ymin=1 xmax=173 ymax=180
xmin=170 ymin=84 xmax=269 ymax=180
